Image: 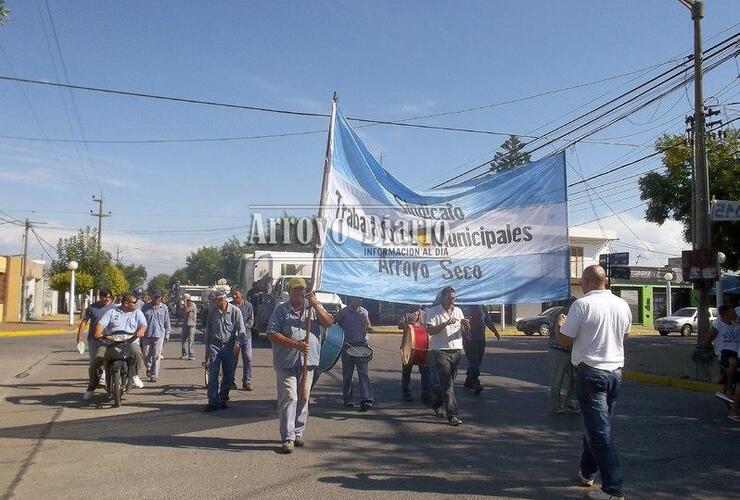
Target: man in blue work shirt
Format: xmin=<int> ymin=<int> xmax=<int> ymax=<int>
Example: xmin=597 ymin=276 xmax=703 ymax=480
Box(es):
xmin=141 ymin=290 xmax=172 ymax=383
xmin=230 ymin=287 xmax=255 ymax=391
xmin=204 ymin=290 xmax=247 ymax=412
xmin=336 ymin=296 xmax=374 ymax=411
xmin=267 ymin=277 xmax=333 ymax=454
xmin=85 ymin=293 xmax=147 ymax=400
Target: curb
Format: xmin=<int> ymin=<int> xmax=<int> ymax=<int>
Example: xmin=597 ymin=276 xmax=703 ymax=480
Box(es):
xmin=0 ymin=329 xmax=72 ymax=338
xmin=623 ymin=370 xmax=717 ymax=394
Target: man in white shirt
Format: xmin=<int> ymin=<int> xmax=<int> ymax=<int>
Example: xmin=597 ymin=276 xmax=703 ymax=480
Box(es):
xmin=559 ymin=265 xmax=631 ymax=500
xmin=425 ymin=286 xmax=470 ymax=426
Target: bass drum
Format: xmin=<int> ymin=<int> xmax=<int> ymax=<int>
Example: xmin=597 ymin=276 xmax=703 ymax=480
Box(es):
xmin=317 ymin=324 xmax=345 ymax=373
xmin=401 ymin=324 xmax=429 ymax=366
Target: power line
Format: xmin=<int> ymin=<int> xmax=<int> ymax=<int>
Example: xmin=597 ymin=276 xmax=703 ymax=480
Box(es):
xmin=430 ymin=33 xmax=739 ymax=188
xmin=567 ymin=151 xmax=663 ymax=187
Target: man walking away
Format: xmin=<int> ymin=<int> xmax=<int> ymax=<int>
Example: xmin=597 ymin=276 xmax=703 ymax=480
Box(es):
xmin=141 ymin=290 xmax=172 ymax=383
xmin=559 ymin=265 xmax=631 ymax=500
xmin=231 ymin=287 xmax=255 ymax=391
xmin=180 ymin=294 xmax=198 ymax=360
xmin=463 ymin=305 xmax=499 ymax=394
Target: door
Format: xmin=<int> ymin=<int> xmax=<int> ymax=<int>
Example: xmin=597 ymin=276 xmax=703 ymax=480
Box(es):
xmin=614 ymin=288 xmax=640 ymax=324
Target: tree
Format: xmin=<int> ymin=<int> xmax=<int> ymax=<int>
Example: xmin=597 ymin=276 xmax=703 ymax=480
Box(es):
xmin=147 ymin=273 xmax=171 ymax=293
xmin=49 ymin=271 xmax=94 ymax=293
xmin=0 ymin=1 xmax=10 ymax=25
xmin=117 ymin=263 xmax=147 ymax=289
xmin=50 ymin=228 xmax=114 ymax=290
xmin=184 ymin=246 xmax=223 ymax=285
xmin=489 ymin=135 xmax=531 ymax=173
xmin=220 ymin=237 xmax=252 ymax=284
xmin=639 ymin=130 xmax=739 ymax=270
xmin=99 ymin=264 xmax=129 ymax=295
xmin=168 ymin=268 xmax=190 ymax=288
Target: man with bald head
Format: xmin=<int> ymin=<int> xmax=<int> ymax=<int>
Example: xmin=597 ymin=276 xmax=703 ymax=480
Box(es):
xmin=558 ymin=265 xmax=631 ymax=500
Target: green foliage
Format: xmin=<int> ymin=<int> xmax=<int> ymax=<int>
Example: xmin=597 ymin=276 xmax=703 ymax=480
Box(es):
xmin=99 ymin=264 xmax=129 ymax=295
xmin=489 ymin=135 xmax=531 ymax=173
xmin=116 ymin=263 xmax=147 ymax=289
xmin=50 ymin=228 xmax=115 ymax=290
xmin=220 ymin=236 xmax=252 ymax=284
xmin=49 ymin=271 xmax=94 ymax=293
xmin=184 ymin=246 xmax=223 ymax=285
xmin=639 ymin=130 xmax=740 ymax=270
xmin=0 ymin=1 xmax=10 ymax=25
xmin=168 ymin=268 xmax=190 ymax=287
xmin=147 ymin=273 xmax=171 ymax=293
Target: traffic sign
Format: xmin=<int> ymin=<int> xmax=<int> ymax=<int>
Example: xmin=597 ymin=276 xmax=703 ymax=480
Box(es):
xmin=610 ymin=266 xmax=631 ymax=279
xmin=599 ymin=252 xmax=629 ymax=268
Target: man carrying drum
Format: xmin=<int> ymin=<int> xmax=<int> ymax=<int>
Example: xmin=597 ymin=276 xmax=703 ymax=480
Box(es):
xmin=267 ymin=277 xmax=334 ymax=454
xmin=335 ymin=296 xmax=374 ymax=411
xmin=425 ymin=286 xmax=470 ymax=426
xmin=398 ymin=304 xmax=431 ymax=403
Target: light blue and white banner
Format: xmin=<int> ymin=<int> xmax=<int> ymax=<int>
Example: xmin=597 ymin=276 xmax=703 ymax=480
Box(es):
xmin=318 ymin=108 xmax=570 ymax=305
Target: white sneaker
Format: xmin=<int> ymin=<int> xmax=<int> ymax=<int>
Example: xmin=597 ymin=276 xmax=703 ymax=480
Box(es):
xmin=132 ymin=375 xmax=144 ymax=389
xmin=83 ymin=390 xmax=94 ymax=400
xmin=160 ymin=354 xmax=164 ymax=360
xmin=587 ymin=490 xmax=624 ymax=500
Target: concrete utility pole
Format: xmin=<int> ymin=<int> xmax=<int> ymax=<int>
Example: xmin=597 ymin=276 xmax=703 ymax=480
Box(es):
xmin=90 ymin=192 xmax=111 ymax=249
xmin=679 ymin=0 xmax=712 ymax=348
xmin=19 ymin=218 xmax=46 ymax=322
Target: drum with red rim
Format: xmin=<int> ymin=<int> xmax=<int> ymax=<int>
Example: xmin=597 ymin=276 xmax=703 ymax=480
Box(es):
xmin=401 ymin=324 xmax=429 ymax=366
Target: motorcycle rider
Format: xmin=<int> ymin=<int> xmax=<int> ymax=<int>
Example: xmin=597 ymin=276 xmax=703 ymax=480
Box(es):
xmin=84 ymin=292 xmax=147 ymax=400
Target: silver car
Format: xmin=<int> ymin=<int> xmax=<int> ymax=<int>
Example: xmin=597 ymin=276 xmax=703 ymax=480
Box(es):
xmin=653 ymin=307 xmax=718 ymax=336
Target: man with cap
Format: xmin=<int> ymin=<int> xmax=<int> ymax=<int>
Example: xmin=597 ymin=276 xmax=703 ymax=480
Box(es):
xmin=230 ymin=286 xmax=255 ymax=390
xmin=335 ymin=296 xmax=374 ymax=411
xmin=267 ymin=277 xmax=333 ymax=453
xmin=141 ymin=290 xmax=172 ymax=383
xmin=133 ymin=287 xmax=145 ymax=310
xmin=180 ymin=293 xmax=198 ymax=360
xmin=203 ymin=290 xmax=247 ymax=412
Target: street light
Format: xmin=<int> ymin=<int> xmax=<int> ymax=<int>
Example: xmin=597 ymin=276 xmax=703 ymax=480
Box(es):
xmin=67 ymin=261 xmax=78 ymax=326
xmin=717 ymin=252 xmax=726 ymax=306
xmin=663 ymin=272 xmax=674 ymax=316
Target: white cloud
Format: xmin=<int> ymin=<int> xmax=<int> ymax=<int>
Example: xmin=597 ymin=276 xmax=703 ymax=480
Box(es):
xmin=400 ymin=99 xmax=436 ymax=114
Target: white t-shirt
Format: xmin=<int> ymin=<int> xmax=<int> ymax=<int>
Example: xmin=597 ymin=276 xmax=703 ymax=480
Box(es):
xmin=425 ymin=304 xmax=465 ymax=350
xmin=560 ymin=289 xmax=632 ymax=371
xmin=712 ymin=318 xmax=739 ymax=357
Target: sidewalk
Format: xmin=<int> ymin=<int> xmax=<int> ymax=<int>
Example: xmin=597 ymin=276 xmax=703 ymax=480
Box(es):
xmin=0 ymin=315 xmax=77 ymax=336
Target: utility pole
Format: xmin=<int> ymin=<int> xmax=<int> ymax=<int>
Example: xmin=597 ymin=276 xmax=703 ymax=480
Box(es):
xmin=115 ymin=246 xmax=121 ymax=264
xmin=91 ymin=192 xmax=111 ymax=249
xmin=19 ymin=218 xmax=46 ymax=322
xmin=680 ymin=1 xmax=713 ymax=379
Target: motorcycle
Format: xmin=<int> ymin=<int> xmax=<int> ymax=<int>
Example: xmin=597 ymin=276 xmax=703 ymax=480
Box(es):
xmin=103 ymin=330 xmax=137 ymax=408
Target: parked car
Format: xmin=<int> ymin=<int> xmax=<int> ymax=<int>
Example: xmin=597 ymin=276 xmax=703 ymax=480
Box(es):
xmin=515 ymin=306 xmax=567 ymax=336
xmin=653 ymin=307 xmax=719 ymax=336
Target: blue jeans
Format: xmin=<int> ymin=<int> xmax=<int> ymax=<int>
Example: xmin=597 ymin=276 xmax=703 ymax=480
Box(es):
xmin=207 ymin=342 xmax=236 ymax=405
xmin=463 ymin=336 xmax=485 ymax=385
xmin=576 ymin=364 xmax=623 ymax=497
xmin=232 ymin=336 xmax=253 ymax=383
xmin=341 ymin=345 xmax=374 ymax=403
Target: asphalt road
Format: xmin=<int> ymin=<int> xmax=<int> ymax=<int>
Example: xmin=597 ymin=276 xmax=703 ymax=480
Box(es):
xmin=0 ymin=332 xmax=737 ymax=500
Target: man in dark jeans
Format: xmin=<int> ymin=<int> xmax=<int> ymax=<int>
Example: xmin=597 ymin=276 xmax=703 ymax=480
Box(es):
xmin=425 ymin=287 xmax=470 ymax=426
xmin=559 ymin=265 xmax=632 ymax=500
xmin=463 ymin=305 xmax=499 ymax=393
xmin=398 ymin=304 xmax=431 ymax=403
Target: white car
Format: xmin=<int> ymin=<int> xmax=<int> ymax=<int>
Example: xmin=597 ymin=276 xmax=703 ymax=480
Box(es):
xmin=654 ymin=307 xmax=718 ymax=336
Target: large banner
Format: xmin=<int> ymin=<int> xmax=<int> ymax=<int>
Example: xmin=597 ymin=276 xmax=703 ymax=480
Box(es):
xmin=318 ymin=108 xmax=570 ymax=305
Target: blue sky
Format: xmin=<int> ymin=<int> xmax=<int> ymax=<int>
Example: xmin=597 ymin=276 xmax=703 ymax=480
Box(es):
xmin=0 ymin=1 xmax=738 ymax=276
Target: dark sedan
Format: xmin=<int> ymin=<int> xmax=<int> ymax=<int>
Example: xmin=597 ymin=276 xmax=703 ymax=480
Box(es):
xmin=515 ymin=306 xmax=567 ymax=336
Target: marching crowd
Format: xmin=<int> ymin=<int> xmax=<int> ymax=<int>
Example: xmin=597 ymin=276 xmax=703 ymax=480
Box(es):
xmin=74 ymin=264 xmax=739 ymax=500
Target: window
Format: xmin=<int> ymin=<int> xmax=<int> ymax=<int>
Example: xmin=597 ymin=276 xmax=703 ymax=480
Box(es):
xmin=570 ymin=246 xmax=584 ymax=279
